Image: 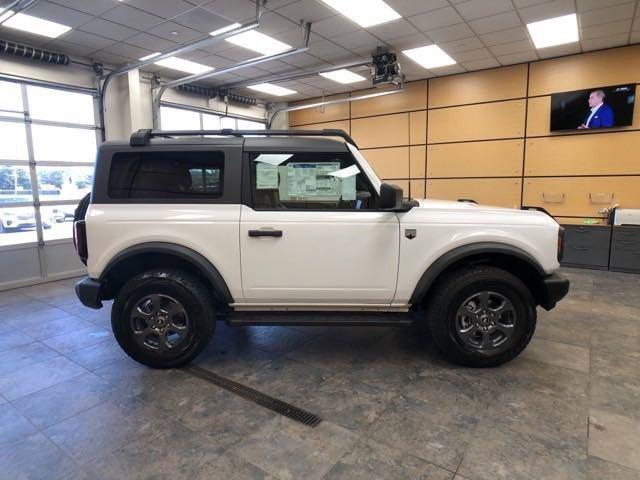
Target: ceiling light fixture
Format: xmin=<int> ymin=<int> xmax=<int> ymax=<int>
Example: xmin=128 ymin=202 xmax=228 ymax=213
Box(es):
xmin=526 ymin=13 xmax=579 ymax=49
xmin=210 ymin=23 xmax=241 ymax=36
xmin=139 ymin=54 xmax=212 ymax=74
xmin=247 ymin=83 xmax=297 ymax=96
xmin=319 ymin=0 xmax=401 ymax=28
xmin=402 ymin=44 xmax=456 ymax=69
xmin=226 ymin=30 xmax=292 ymax=55
xmin=320 ymin=69 xmax=367 ymax=84
xmin=0 ymin=10 xmax=71 ymax=38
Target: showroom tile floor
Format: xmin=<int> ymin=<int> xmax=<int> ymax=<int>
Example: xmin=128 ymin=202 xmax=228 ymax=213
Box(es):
xmin=1 ymin=268 xmax=639 ymax=479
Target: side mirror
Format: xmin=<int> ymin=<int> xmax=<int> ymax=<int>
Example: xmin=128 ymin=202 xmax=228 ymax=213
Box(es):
xmin=380 ymin=182 xmax=404 ymax=210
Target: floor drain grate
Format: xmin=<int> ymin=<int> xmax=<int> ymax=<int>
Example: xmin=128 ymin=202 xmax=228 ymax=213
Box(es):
xmin=183 ymin=365 xmax=322 ymax=427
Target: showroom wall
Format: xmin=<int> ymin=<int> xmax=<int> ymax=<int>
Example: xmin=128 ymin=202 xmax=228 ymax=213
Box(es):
xmin=289 ymin=45 xmax=640 ymax=225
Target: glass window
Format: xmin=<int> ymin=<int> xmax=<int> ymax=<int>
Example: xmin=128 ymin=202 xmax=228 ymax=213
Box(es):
xmin=0 ymin=80 xmax=23 ymax=112
xmin=31 ymin=124 xmax=97 ymax=162
xmin=237 ymin=119 xmax=265 ymax=130
xmin=0 ymin=205 xmax=38 ymax=246
xmin=202 ymin=114 xmax=221 ymax=130
xmin=0 ymin=165 xmax=32 ymax=204
xmin=0 ymin=121 xmax=29 ymax=160
xmin=108 ymin=151 xmax=224 ymax=200
xmin=221 ymin=117 xmax=236 ymax=129
xmin=37 ymin=166 xmax=93 ymax=202
xmin=160 ymin=106 xmax=200 ymax=130
xmin=41 ymin=204 xmax=76 ymax=241
xmin=250 ymin=152 xmax=377 ymax=210
xmin=27 ymin=86 xmax=95 ymax=125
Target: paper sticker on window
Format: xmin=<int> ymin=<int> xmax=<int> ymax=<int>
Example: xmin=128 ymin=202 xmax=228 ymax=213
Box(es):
xmin=256 ymin=163 xmax=278 ymax=189
xmin=254 ymin=153 xmax=293 ymax=165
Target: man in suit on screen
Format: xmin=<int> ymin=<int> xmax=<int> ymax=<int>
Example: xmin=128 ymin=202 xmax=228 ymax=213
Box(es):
xmin=578 ymin=89 xmax=614 ymax=129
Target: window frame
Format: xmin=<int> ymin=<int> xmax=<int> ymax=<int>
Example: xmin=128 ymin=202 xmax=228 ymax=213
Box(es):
xmin=244 ymin=150 xmax=381 ymax=212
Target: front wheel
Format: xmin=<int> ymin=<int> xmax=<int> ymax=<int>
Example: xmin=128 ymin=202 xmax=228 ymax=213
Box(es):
xmin=112 ymin=269 xmax=215 ymax=368
xmin=425 ymin=266 xmax=536 ymax=367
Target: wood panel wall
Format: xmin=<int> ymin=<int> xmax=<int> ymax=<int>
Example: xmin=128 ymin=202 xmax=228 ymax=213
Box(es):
xmin=289 ymin=45 xmax=640 ymax=221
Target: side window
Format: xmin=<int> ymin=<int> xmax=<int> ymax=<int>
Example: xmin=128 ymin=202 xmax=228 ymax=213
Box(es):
xmin=250 ymin=152 xmax=377 ymax=210
xmin=108 ymin=151 xmax=224 ymax=199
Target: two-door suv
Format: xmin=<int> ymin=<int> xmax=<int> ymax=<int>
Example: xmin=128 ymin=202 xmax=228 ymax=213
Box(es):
xmin=74 ymin=128 xmax=569 ymax=369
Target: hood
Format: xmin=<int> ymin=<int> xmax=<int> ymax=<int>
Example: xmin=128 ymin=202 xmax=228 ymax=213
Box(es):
xmin=405 ymin=198 xmax=557 ymax=226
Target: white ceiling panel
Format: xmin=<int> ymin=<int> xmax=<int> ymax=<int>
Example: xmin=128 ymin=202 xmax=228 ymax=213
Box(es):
xmin=451 ymin=47 xmax=495 ymax=62
xmin=490 ymin=39 xmax=535 ymax=56
xmin=408 ymin=7 xmax=464 ymax=31
xmin=480 ymin=26 xmax=530 ymax=46
xmin=27 ymin=1 xmax=93 ymax=27
xmin=536 ymin=42 xmax=581 ymax=58
xmin=577 ymin=0 xmax=634 ymax=12
xmin=517 ymin=0 xmax=576 ymax=23
xmin=427 ymin=23 xmax=476 ymax=42
xmin=367 ymin=19 xmax=420 ymax=42
xmin=581 ymin=20 xmax=633 ymax=39
xmin=274 ymin=0 xmax=335 ymax=23
xmin=58 ymin=30 xmax=117 ymax=50
xmin=461 ymin=57 xmax=501 ymax=70
xmin=385 ymin=0 xmax=450 ymax=17
xmin=469 ymin=11 xmax=522 ymax=35
xmin=440 ymin=36 xmax=485 ymax=53
xmin=125 ymin=0 xmax=195 ymax=19
xmin=385 ymin=33 xmax=431 ymax=50
xmin=48 ymin=0 xmax=119 ymax=16
xmin=147 ymin=21 xmax=204 ymax=43
xmin=99 ymin=42 xmax=154 ymax=61
xmin=202 ymin=0 xmax=256 ymax=22
xmin=582 ymin=33 xmax=631 ymax=51
xmin=125 ymin=32 xmax=177 ymax=51
xmin=579 ymin=2 xmax=636 ymax=27
xmin=78 ymin=18 xmax=138 ymax=41
xmin=333 ymin=30 xmax=381 ymax=50
xmin=172 ymin=8 xmax=234 ymax=34
xmin=102 ymin=4 xmax=164 ymax=30
xmin=496 ymin=50 xmax=538 ymax=65
xmin=311 ymin=15 xmax=359 ymax=37
xmin=455 ymin=0 xmax=515 ymax=21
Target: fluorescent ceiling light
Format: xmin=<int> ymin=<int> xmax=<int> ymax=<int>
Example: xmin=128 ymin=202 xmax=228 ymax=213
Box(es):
xmin=402 ymin=44 xmax=456 ymax=69
xmin=139 ymin=55 xmax=212 ymax=74
xmin=140 ymin=52 xmax=161 ymax=61
xmin=320 ymin=69 xmax=367 ymax=84
xmin=526 ymin=13 xmax=579 ymax=49
xmin=320 ymin=0 xmax=401 ymax=28
xmin=0 ymin=10 xmax=71 ymax=38
xmin=226 ymin=30 xmax=291 ymax=55
xmin=247 ymin=83 xmax=297 ymax=96
xmin=210 ymin=23 xmax=241 ymax=36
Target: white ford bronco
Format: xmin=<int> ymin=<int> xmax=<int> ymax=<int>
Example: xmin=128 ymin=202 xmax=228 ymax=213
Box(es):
xmin=74 ymin=128 xmax=569 ymax=369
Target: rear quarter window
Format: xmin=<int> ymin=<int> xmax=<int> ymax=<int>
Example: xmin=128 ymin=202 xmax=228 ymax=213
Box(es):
xmin=108 ymin=151 xmax=224 ymax=199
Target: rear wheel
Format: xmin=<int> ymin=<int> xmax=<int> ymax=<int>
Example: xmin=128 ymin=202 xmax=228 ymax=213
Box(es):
xmin=112 ymin=269 xmax=215 ymax=368
xmin=425 ymin=266 xmax=536 ymax=367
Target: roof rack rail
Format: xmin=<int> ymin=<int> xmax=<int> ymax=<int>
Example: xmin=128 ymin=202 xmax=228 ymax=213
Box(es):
xmin=129 ymin=128 xmax=359 ymax=148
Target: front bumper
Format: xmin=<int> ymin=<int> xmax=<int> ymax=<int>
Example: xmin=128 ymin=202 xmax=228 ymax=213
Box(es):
xmin=539 ymin=273 xmax=570 ymax=310
xmin=75 ymin=276 xmax=103 ymax=309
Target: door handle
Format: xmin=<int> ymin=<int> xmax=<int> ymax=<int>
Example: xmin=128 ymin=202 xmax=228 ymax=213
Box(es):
xmin=248 ymin=229 xmax=283 ymax=238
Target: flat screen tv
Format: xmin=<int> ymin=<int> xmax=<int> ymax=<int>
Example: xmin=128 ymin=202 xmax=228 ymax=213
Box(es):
xmin=550 ymin=84 xmax=635 ymax=131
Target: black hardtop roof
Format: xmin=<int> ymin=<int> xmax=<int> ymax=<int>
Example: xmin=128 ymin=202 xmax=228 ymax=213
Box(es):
xmin=124 ymin=128 xmax=356 ymax=150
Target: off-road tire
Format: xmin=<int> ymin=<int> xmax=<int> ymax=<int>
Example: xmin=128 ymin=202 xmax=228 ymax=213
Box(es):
xmin=112 ymin=269 xmax=215 ymax=368
xmin=74 ymin=193 xmax=91 ymax=223
xmin=425 ymin=266 xmax=536 ymax=367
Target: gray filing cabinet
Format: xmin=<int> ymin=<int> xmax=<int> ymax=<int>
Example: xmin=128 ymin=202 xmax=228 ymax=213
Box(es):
xmin=609 ymin=226 xmax=640 ymax=273
xmin=561 ymin=225 xmax=611 ymax=269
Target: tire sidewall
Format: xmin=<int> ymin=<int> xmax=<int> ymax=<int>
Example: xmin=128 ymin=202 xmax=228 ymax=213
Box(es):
xmin=112 ymin=273 xmax=214 ymax=368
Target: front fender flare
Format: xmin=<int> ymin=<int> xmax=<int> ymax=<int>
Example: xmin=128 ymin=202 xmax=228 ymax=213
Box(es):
xmin=409 ymin=242 xmax=546 ymax=305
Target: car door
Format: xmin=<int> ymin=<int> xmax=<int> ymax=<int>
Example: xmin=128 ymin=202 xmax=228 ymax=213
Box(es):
xmin=239 ymin=148 xmax=400 ymax=305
